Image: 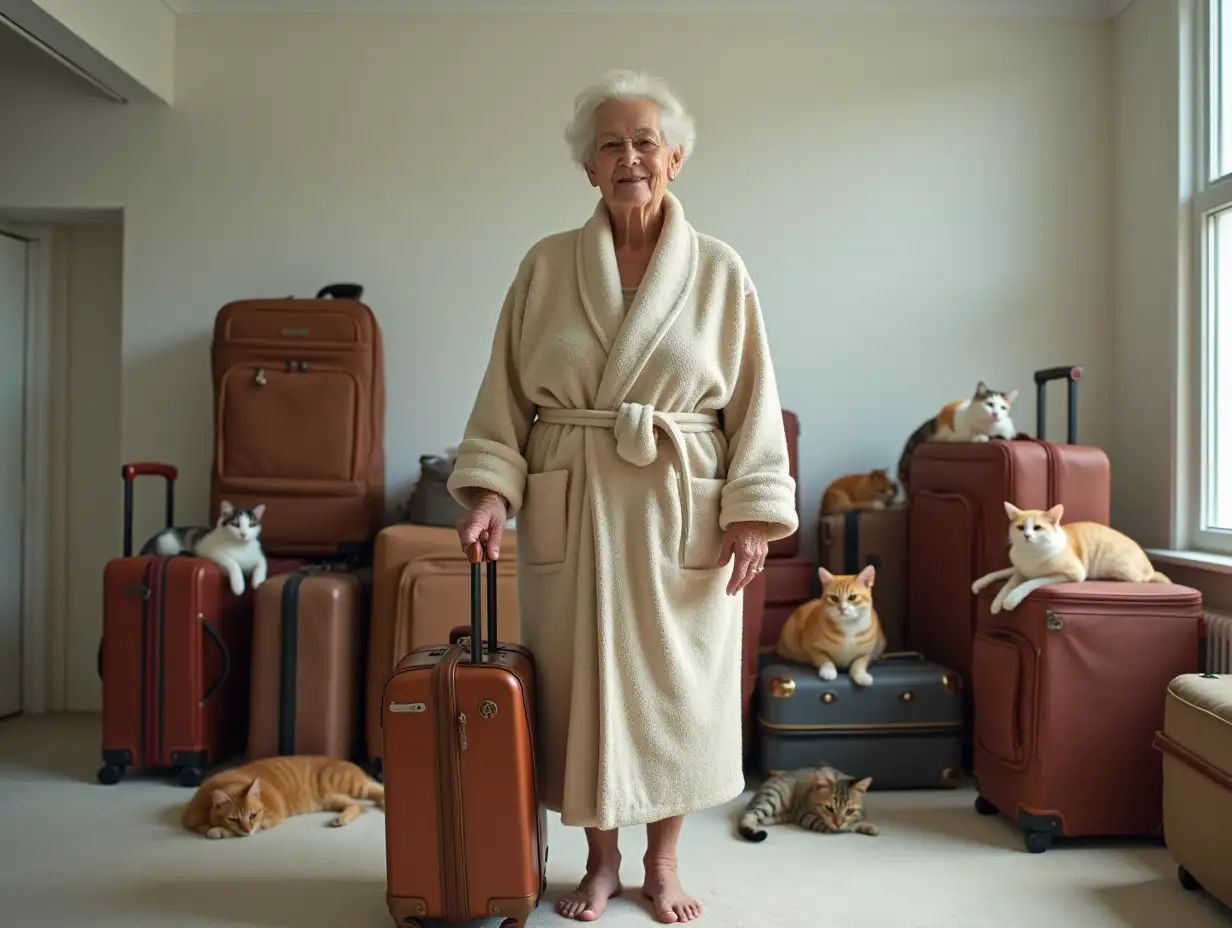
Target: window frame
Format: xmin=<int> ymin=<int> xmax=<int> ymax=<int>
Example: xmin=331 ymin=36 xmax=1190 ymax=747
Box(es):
xmin=1189 ymin=0 xmax=1232 ymax=555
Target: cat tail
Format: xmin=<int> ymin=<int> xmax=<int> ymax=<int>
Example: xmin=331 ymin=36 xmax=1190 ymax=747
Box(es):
xmin=738 ymin=787 xmax=788 ymax=842
xmin=363 ymin=779 xmax=385 ymax=810
xmin=1148 ymin=570 xmax=1171 ymax=584
xmin=151 ymin=531 xmax=186 ymax=556
xmin=897 ymin=417 xmax=937 ymax=493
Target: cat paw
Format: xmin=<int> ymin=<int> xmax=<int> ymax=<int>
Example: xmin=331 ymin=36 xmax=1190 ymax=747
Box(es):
xmin=871 ymin=500 xmax=886 ymax=510
xmin=229 ymin=577 xmax=245 ymax=597
xmin=972 ymin=434 xmax=990 ymax=443
xmin=818 ymin=664 xmax=838 ymax=681
xmin=206 ymin=827 xmax=227 ymax=839
xmin=990 ymin=599 xmax=1003 ymax=615
xmin=852 ymin=671 xmax=874 ymax=687
xmin=1001 ymin=593 xmax=1022 ymax=611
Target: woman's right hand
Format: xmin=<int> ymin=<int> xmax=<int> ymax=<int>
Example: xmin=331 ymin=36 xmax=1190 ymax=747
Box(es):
xmin=456 ymin=490 xmax=509 ymax=561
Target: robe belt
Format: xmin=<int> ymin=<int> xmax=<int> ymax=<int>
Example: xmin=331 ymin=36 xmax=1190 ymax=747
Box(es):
xmin=535 ymin=403 xmax=722 ymax=561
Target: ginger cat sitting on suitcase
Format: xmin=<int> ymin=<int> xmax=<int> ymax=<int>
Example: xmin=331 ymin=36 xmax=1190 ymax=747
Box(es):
xmin=972 ymin=502 xmax=1171 ymax=614
xmin=144 ymin=500 xmax=268 ymax=597
xmin=776 ymin=565 xmax=887 ymax=686
xmin=182 ymin=755 xmax=384 ymax=838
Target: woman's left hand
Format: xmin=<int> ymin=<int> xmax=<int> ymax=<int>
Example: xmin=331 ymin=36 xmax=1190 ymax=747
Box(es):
xmin=716 ymin=520 xmax=772 ymax=595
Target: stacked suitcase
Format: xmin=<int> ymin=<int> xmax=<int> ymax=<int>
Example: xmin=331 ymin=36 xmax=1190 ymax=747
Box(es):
xmin=906 ymin=366 xmax=1204 ymax=852
xmin=96 ymin=284 xmax=386 ymax=785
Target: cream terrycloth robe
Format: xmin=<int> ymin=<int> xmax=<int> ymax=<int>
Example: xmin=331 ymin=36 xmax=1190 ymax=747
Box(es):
xmin=447 ymin=192 xmax=798 ymax=830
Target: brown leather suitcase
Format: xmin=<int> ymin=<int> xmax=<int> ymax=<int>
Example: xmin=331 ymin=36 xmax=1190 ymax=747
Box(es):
xmin=366 ymin=524 xmax=521 ymax=773
xmin=760 ymin=556 xmax=816 ymax=648
xmin=906 ymin=366 xmax=1110 ymax=687
xmin=98 ymin=463 xmax=254 ymax=788
xmin=248 ymin=565 xmax=371 ymax=761
xmin=818 ymin=505 xmax=908 ymax=651
xmin=767 ymin=410 xmax=800 ymax=558
xmin=381 ymin=545 xmax=546 ymax=928
xmin=971 ymin=582 xmax=1202 ymax=852
xmin=209 ymin=283 xmax=385 ymax=559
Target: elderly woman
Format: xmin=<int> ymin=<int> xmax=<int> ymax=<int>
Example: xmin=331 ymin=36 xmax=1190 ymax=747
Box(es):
xmin=448 ymin=70 xmax=797 ymax=924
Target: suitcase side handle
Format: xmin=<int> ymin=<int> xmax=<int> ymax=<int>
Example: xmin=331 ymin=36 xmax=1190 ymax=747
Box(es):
xmin=1032 ymin=366 xmax=1082 ymax=445
xmin=200 ymin=619 xmax=231 ymax=704
xmin=121 ymin=462 xmax=178 ymax=558
xmin=466 ymin=542 xmax=500 ymax=662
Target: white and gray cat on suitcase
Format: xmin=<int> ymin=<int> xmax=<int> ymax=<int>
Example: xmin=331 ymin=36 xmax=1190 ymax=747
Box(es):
xmin=141 ymin=501 xmax=268 ymax=596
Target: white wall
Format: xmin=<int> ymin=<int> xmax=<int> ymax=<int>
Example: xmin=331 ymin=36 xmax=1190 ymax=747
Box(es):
xmin=0 ymin=12 xmax=1116 ymax=708
xmin=61 ymin=222 xmax=124 ymax=711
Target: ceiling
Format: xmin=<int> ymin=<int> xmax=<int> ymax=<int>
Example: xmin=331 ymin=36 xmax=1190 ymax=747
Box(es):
xmin=163 ymin=0 xmax=1136 ymax=18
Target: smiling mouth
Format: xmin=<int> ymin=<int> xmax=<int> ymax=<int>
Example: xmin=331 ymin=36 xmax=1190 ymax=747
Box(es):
xmin=617 ymin=177 xmax=647 ymax=184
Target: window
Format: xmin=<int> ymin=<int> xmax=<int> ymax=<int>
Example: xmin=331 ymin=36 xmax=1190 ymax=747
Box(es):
xmin=1193 ymin=0 xmax=1232 ymax=554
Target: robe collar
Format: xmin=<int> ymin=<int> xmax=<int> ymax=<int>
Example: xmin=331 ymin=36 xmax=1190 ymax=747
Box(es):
xmin=576 ymin=191 xmax=700 ymax=410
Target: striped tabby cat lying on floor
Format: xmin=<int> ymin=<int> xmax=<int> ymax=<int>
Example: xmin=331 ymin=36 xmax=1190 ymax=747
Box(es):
xmin=738 ymin=766 xmax=879 ymax=841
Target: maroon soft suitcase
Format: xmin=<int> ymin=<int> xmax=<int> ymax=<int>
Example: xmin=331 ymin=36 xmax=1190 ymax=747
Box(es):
xmin=906 ymin=366 xmax=1110 ymax=690
xmin=97 ymin=463 xmax=299 ymax=787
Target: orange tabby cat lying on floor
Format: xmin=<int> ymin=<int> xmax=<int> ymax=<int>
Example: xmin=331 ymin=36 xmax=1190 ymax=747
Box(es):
xmin=776 ymin=565 xmax=887 ymax=686
xmin=972 ymin=502 xmax=1171 ymax=614
xmin=820 ymin=469 xmax=899 ymax=515
xmin=181 ymin=755 xmax=384 ymax=838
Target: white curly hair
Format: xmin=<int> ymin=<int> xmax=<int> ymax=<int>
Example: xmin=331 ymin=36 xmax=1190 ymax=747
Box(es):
xmin=563 ymin=69 xmax=697 ymax=168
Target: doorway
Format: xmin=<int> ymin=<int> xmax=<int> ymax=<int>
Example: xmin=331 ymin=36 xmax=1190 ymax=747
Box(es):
xmin=0 ymin=230 xmax=28 ymax=719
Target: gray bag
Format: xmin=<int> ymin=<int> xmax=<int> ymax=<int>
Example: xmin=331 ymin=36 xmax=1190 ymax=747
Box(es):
xmin=402 ymin=455 xmax=467 ymax=527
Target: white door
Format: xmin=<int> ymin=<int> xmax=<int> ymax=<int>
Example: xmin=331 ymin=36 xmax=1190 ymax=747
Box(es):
xmin=0 ymin=231 xmax=27 ymax=719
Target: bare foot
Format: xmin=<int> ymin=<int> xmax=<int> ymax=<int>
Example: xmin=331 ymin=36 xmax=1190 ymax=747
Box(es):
xmin=557 ymin=861 xmax=623 ymax=922
xmin=643 ymin=864 xmax=702 ymax=923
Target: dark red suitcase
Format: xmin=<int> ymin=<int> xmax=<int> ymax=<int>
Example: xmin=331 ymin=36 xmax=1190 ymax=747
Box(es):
xmin=97 ymin=463 xmax=257 ymax=787
xmin=905 ymin=366 xmax=1110 ymax=690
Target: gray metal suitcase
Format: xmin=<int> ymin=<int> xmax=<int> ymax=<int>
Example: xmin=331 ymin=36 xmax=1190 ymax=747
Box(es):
xmin=757 ymin=652 xmax=964 ymax=789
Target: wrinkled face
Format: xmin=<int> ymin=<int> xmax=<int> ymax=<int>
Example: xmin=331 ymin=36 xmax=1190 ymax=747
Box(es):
xmin=809 ymin=770 xmax=872 ymax=832
xmin=1004 ymin=502 xmax=1064 ymax=548
xmin=868 ymin=468 xmax=898 ymax=503
xmin=972 ymin=381 xmax=1017 ymax=425
xmin=585 ymin=98 xmax=684 ymax=213
xmin=818 ymin=565 xmax=876 ymax=622
xmin=210 ymin=779 xmax=263 ymax=836
xmin=218 ymin=500 xmax=265 ymax=543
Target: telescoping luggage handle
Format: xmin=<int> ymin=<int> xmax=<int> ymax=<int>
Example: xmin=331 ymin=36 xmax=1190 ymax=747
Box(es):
xmin=1033 ymin=366 xmax=1081 ymax=445
xmin=121 ymin=462 xmax=178 ymax=558
xmin=466 ymin=542 xmax=499 ymax=663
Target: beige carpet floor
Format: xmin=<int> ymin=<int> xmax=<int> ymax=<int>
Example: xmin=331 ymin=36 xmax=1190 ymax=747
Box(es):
xmin=2 ymin=714 xmax=1230 ymax=928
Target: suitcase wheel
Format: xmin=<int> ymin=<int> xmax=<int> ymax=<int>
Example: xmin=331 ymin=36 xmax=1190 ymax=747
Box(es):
xmin=973 ymin=795 xmax=998 ymax=816
xmin=1023 ymin=831 xmax=1051 ymax=854
xmin=1178 ymin=866 xmax=1202 ymax=892
xmin=96 ymin=763 xmax=124 ymax=786
xmin=177 ymin=766 xmax=204 ymax=788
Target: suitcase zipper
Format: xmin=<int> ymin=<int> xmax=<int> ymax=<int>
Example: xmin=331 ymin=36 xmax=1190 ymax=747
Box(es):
xmin=157 ymin=557 xmax=171 ymax=765
xmin=138 ymin=560 xmax=155 ymax=766
xmin=433 ymin=644 xmax=469 ymax=920
xmin=279 ymin=570 xmax=310 ymax=755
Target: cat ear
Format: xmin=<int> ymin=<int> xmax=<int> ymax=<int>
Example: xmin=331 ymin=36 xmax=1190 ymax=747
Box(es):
xmin=246 ymin=777 xmax=261 ymax=799
xmin=857 ymin=564 xmax=876 ymax=588
xmin=1005 ymin=388 xmax=1018 ymax=404
xmin=975 ymin=380 xmax=989 ymax=397
xmin=211 ymin=790 xmax=230 ymax=808
xmin=220 ymin=500 xmax=234 ymax=517
xmin=251 ymin=503 xmax=266 ymax=521
xmin=1003 ymin=501 xmax=1020 ymax=520
xmin=817 ymin=567 xmax=835 ymax=589
xmin=852 ymin=777 xmax=873 ymax=793
xmin=1046 ymin=504 xmax=1064 ymax=525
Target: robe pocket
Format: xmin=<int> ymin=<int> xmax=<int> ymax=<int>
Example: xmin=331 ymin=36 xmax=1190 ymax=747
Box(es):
xmin=682 ymin=476 xmax=726 ymax=571
xmin=521 ymin=468 xmax=569 ymax=567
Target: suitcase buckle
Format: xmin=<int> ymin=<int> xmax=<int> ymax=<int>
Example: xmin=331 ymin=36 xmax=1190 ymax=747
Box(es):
xmin=389 ymin=701 xmax=426 ymax=713
xmin=1045 ymin=611 xmax=1064 ymax=631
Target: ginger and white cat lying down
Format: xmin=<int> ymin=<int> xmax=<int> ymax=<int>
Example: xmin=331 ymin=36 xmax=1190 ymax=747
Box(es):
xmin=972 ymin=502 xmax=1170 ymax=613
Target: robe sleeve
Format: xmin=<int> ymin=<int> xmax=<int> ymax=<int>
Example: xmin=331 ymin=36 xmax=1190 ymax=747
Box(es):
xmin=718 ymin=281 xmax=800 ymax=543
xmin=446 ymin=270 xmax=536 ymax=517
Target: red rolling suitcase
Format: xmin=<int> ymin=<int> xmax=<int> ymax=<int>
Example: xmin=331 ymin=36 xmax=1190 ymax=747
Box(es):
xmin=380 ymin=544 xmax=546 ymax=928
xmin=97 ymin=463 xmax=257 ymax=787
xmin=971 ymin=582 xmax=1202 ymax=852
xmin=905 ymin=366 xmax=1111 ymax=688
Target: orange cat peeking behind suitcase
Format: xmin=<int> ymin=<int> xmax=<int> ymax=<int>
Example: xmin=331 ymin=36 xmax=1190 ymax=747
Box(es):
xmin=972 ymin=502 xmax=1171 ymax=614
xmin=820 ymin=469 xmax=898 ymax=515
xmin=181 ymin=755 xmax=383 ymax=838
xmin=776 ymin=566 xmax=887 ymax=686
